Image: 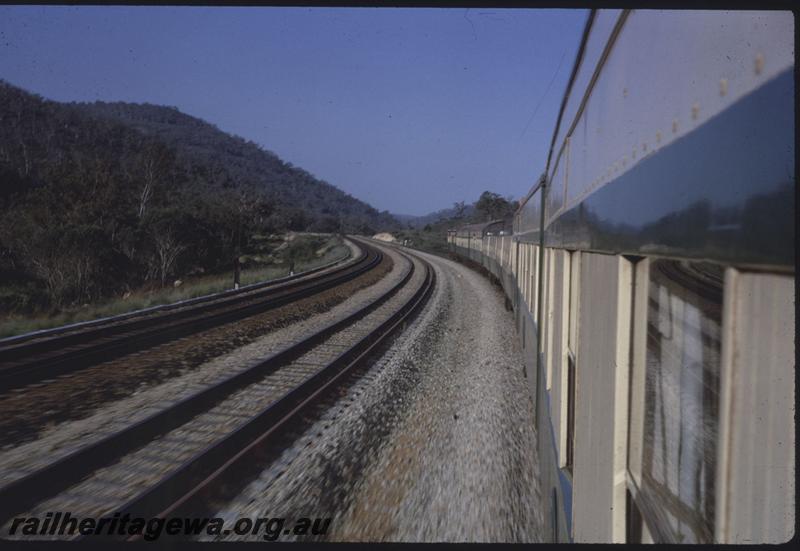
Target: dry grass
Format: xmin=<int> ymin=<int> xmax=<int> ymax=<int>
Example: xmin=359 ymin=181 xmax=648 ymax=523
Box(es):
xmin=0 ymin=238 xmax=349 ymax=339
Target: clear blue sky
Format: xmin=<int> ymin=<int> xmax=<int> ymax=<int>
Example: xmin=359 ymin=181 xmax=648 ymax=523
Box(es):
xmin=0 ymin=6 xmax=587 ymax=216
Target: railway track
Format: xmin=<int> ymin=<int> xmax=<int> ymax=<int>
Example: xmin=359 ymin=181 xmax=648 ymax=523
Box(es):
xmin=0 ymin=242 xmax=355 ymax=348
xmin=0 ymin=243 xmax=435 ymax=541
xmin=0 ymin=240 xmax=380 ymax=392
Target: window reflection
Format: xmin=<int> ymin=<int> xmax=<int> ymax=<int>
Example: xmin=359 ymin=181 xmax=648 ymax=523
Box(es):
xmin=640 ymin=260 xmax=723 ymax=543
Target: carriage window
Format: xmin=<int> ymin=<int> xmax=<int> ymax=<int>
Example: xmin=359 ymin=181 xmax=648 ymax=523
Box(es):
xmin=564 ymin=251 xmax=578 ymax=475
xmin=568 ymin=252 xmax=580 ymax=350
xmin=633 ymin=259 xmax=723 ymax=543
xmin=565 ymin=353 xmax=576 ymax=475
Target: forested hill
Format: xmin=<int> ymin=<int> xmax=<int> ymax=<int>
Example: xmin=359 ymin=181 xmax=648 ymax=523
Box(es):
xmin=0 ymin=80 xmax=397 ymax=312
xmin=77 ymin=101 xmax=398 ymax=233
xmin=394 ymin=204 xmax=477 ymax=229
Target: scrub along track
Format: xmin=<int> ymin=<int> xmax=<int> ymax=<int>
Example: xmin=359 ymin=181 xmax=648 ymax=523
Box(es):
xmin=0 ymin=240 xmax=389 ymax=450
xmin=0 ymin=239 xmax=379 ymax=392
xmin=0 ymin=241 xmax=436 ymax=542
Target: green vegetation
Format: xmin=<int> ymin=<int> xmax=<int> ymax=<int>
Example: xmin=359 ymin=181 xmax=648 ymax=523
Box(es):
xmin=473 ymin=191 xmax=517 ymax=221
xmin=393 ymin=190 xmax=517 ymax=256
xmin=394 ymin=224 xmax=451 ymax=256
xmin=0 ymin=234 xmax=348 ymax=338
xmin=0 ymin=80 xmax=397 ymax=326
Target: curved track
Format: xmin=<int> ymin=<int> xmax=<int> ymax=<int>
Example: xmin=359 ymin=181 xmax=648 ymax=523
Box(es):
xmin=0 ymin=242 xmax=436 ymax=541
xmin=0 ymin=240 xmax=380 ymax=391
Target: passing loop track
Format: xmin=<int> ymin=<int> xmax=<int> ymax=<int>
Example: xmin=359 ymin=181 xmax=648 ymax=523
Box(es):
xmin=0 ymin=242 xmax=435 ymax=539
xmin=0 ymin=240 xmax=380 ymax=392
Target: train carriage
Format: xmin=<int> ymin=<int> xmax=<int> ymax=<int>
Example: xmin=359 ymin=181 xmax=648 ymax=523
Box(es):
xmin=448 ymin=9 xmax=794 ymax=544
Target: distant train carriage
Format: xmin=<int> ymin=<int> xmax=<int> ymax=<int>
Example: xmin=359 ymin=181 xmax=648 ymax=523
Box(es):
xmin=451 ymin=220 xmax=510 ymax=264
xmin=448 ymin=9 xmax=794 ymax=544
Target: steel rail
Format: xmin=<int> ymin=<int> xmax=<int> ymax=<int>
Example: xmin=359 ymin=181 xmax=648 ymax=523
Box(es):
xmin=0 ymin=243 xmax=423 ymax=530
xmin=0 ymin=240 xmax=355 ymax=348
xmin=119 ymin=252 xmax=435 ymax=542
xmin=0 ymin=242 xmax=381 ymax=392
xmin=0 ymin=242 xmax=367 ymax=362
